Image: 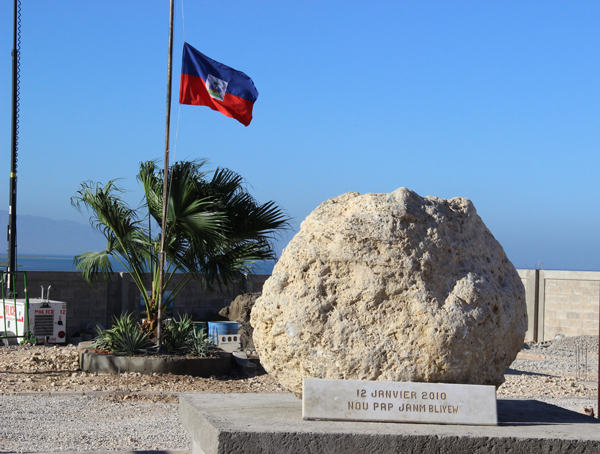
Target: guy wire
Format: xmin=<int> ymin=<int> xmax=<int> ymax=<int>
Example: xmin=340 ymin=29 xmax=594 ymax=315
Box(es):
xmin=165 ymin=0 xmax=184 ymax=204
xmin=181 ymin=0 xmax=186 ymax=43
xmin=165 ymin=105 xmax=182 ymax=207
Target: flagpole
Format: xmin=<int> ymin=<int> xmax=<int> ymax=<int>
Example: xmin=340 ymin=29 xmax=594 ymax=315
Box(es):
xmin=7 ymin=0 xmax=20 ymax=295
xmin=157 ymin=0 xmax=175 ymax=349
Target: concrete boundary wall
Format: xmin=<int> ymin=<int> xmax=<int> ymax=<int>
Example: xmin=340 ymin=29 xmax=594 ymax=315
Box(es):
xmin=537 ymin=270 xmax=600 ymax=341
xmin=517 ymin=269 xmax=600 ymax=342
xmin=517 ymin=269 xmax=537 ymax=341
xmin=3 ymin=271 xmax=269 ymax=338
xmin=4 ymin=269 xmax=598 ymax=343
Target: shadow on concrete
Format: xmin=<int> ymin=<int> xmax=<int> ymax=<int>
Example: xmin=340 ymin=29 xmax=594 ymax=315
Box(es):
xmin=498 ymin=399 xmax=599 ymax=426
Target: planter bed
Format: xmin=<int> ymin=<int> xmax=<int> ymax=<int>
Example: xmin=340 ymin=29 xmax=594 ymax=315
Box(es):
xmin=78 ymin=342 xmax=232 ymax=377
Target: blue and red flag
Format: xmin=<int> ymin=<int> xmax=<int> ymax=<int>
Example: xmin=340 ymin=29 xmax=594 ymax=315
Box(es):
xmin=179 ymin=43 xmax=259 ymax=126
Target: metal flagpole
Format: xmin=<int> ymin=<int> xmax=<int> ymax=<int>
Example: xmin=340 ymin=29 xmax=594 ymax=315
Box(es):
xmin=157 ymin=0 xmax=175 ymax=349
xmin=7 ymin=0 xmax=21 ymax=296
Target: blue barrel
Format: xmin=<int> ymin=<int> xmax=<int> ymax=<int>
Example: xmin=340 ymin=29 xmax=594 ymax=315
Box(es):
xmin=208 ymin=321 xmax=239 ymax=343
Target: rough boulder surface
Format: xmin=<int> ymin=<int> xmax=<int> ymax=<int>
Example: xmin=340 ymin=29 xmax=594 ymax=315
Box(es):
xmin=251 ymin=188 xmax=527 ymax=398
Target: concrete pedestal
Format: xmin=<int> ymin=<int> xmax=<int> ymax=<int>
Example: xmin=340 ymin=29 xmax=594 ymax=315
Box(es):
xmin=179 ymin=393 xmax=600 ymax=454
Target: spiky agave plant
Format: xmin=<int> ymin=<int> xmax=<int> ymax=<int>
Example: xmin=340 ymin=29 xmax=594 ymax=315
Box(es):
xmin=93 ymin=313 xmax=154 ymax=356
xmin=162 ymin=315 xmax=217 ymax=357
xmin=162 ymin=314 xmax=195 ymax=355
xmin=185 ymin=326 xmax=216 ymax=357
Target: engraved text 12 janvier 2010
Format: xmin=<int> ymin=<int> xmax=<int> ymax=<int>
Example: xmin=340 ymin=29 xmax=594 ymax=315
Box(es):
xmin=302 ymin=378 xmax=498 ymax=426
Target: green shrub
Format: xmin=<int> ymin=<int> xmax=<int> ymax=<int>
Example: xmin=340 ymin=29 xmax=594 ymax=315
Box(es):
xmin=162 ymin=315 xmax=216 ymax=357
xmin=93 ymin=313 xmax=154 ymax=356
xmin=186 ymin=326 xmax=216 ymax=357
xmin=93 ymin=312 xmax=216 ymax=357
xmin=162 ymin=314 xmax=195 ymax=355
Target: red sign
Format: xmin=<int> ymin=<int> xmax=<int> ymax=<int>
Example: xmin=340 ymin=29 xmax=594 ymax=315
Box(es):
xmin=34 ymin=309 xmax=54 ymax=315
xmin=0 ymin=304 xmax=24 ymax=322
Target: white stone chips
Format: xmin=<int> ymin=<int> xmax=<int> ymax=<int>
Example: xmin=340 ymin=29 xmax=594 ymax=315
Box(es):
xmin=251 ymin=188 xmax=527 ymax=398
xmin=303 ymin=378 xmax=498 ymax=425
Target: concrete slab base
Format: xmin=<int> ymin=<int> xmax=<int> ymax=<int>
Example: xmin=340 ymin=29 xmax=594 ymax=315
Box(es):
xmin=179 ymin=393 xmax=600 ymax=454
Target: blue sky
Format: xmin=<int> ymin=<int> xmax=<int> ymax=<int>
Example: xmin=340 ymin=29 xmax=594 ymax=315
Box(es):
xmin=1 ymin=1 xmax=599 ymax=271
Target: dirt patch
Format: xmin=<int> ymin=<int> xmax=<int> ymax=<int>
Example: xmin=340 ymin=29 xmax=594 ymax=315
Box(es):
xmin=0 ymin=343 xmax=598 ymax=402
xmin=0 ymin=344 xmax=285 ymax=397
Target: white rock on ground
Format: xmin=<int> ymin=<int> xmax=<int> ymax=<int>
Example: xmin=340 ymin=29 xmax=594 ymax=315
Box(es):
xmin=252 ymin=188 xmax=527 ymax=397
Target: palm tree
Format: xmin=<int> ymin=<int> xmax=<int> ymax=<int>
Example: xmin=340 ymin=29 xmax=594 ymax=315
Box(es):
xmin=72 ymin=159 xmax=289 ymax=332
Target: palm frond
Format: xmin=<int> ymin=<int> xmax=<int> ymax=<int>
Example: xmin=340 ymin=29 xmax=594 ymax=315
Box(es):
xmin=73 ymin=250 xmax=114 ymax=285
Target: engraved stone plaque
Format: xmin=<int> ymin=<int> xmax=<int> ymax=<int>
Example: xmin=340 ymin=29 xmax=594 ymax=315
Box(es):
xmin=302 ymin=378 xmax=497 ymax=425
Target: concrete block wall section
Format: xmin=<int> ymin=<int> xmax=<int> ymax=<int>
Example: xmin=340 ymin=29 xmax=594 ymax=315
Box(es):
xmin=115 ymin=273 xmax=269 ymax=330
xmin=517 ymin=269 xmax=600 ymax=342
xmin=21 ymin=271 xmax=121 ymax=336
xmin=537 ymin=270 xmax=600 ymax=341
xmin=517 ymin=269 xmax=537 ymax=341
xmin=5 ymin=269 xmax=598 ymax=342
xmin=3 ymin=271 xmax=270 ymax=338
xmin=169 ymin=276 xmax=243 ymax=321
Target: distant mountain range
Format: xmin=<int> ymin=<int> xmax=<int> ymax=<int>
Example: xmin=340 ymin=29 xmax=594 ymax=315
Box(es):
xmin=0 ymin=210 xmax=106 ymax=256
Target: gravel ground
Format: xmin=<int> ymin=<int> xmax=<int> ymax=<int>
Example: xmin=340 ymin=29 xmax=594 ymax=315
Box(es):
xmin=0 ymin=344 xmax=285 ymax=453
xmin=497 ymin=335 xmax=599 ymax=416
xmin=0 ymin=394 xmax=189 ymax=452
xmin=0 ymin=336 xmax=598 ymax=452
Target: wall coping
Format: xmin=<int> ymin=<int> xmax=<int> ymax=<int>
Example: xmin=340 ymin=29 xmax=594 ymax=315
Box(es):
xmin=539 ymin=270 xmax=600 ymax=281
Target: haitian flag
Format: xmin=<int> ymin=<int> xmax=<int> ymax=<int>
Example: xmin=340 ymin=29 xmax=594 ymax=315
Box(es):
xmin=179 ymin=43 xmax=259 ymax=126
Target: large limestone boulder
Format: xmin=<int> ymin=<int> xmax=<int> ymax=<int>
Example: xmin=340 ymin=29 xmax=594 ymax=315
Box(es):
xmin=251 ymin=188 xmax=527 ymax=398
